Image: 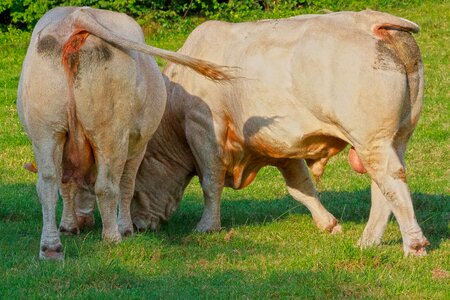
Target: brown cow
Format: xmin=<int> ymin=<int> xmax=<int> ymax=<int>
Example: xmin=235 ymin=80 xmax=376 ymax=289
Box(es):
xmin=17 ymin=6 xmax=230 ymax=260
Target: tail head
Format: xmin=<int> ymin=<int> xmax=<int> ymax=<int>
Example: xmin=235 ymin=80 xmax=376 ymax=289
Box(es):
xmin=62 ymin=30 xmax=90 ymax=78
xmin=372 ymin=23 xmax=421 ymax=76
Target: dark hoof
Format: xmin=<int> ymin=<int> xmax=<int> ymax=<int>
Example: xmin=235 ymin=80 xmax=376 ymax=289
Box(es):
xmin=195 ymin=224 xmax=221 ymax=233
xmin=121 ymin=229 xmax=133 ymax=237
xmin=132 ymin=223 xmax=140 ymax=231
xmin=149 ymin=220 xmax=161 ymax=232
xmin=408 ymin=238 xmax=430 ymax=256
xmin=40 ymin=244 xmax=64 ymax=260
xmin=323 ymin=219 xmax=343 ymax=235
xmin=59 ymin=226 xmax=80 ymax=235
xmin=132 ymin=217 xmax=161 ymax=232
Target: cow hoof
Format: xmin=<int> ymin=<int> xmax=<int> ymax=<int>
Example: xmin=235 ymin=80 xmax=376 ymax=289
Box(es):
xmin=408 ymin=247 xmax=427 ymax=256
xmin=102 ymin=231 xmax=122 ymax=243
xmin=132 ymin=216 xmax=162 ymax=232
xmin=358 ymin=237 xmax=381 ymax=249
xmin=59 ymin=226 xmax=80 ymax=235
xmin=120 ymin=228 xmax=133 ymax=237
xmin=149 ymin=220 xmax=161 ymax=231
xmin=119 ymin=220 xmax=134 ymax=237
xmin=195 ymin=220 xmax=221 ymax=233
xmin=133 ymin=219 xmax=146 ymax=232
xmin=134 ymin=224 xmax=148 ymax=233
xmin=329 ymin=223 xmax=343 ymax=235
xmin=317 ymin=218 xmax=342 ymax=234
xmin=39 ymin=244 xmax=64 ymax=261
xmin=77 ymin=215 xmax=95 ymax=229
xmin=405 ymin=238 xmax=430 ymax=257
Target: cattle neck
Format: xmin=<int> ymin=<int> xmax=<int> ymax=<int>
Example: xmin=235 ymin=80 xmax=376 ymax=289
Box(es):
xmin=155 ymin=76 xmax=196 ymax=174
xmin=131 ymin=77 xmax=197 ymax=225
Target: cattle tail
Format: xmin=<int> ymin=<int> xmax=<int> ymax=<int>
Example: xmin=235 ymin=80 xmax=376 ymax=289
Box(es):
xmin=344 ymin=23 xmax=424 ymax=176
xmin=61 ymin=30 xmax=95 ymax=186
xmin=26 ymin=8 xmax=236 ymax=184
xmin=373 ymin=23 xmax=423 ymax=127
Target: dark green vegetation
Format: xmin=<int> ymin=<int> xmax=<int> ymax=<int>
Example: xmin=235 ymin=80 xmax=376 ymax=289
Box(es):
xmin=0 ymin=0 xmax=425 ymax=30
xmin=0 ymin=1 xmax=449 ymax=298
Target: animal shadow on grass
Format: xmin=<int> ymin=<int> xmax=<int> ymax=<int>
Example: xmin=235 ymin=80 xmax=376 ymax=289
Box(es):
xmin=1 ymin=183 xmax=447 ymax=252
xmin=161 ymin=189 xmax=449 ymax=251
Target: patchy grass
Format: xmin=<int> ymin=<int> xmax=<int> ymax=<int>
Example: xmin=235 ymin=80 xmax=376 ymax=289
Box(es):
xmin=0 ymin=2 xmax=449 ymax=299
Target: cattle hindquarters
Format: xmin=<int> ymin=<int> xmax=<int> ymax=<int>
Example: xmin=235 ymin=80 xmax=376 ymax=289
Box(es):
xmin=18 ymin=6 xmax=232 ymax=260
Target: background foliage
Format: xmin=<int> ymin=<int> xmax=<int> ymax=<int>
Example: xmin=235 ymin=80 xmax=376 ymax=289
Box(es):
xmin=0 ymin=0 xmax=425 ymax=30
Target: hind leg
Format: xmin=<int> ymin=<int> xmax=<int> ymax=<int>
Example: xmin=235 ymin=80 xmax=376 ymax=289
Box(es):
xmin=33 ymin=135 xmax=65 ymax=260
xmin=118 ymin=149 xmax=146 ymax=236
xmin=278 ymin=159 xmax=342 ymax=234
xmin=94 ymin=154 xmax=126 ymax=243
xmin=358 ymin=145 xmax=428 ymax=255
xmin=359 ymin=180 xmax=392 ymax=247
xmin=185 ymin=117 xmax=224 ymax=233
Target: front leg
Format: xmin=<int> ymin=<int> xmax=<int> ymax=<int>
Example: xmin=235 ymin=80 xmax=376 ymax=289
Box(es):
xmin=185 ymin=112 xmax=225 ymax=233
xmin=59 ymin=181 xmax=80 ymax=235
xmin=74 ymin=183 xmax=96 ymax=229
xmin=61 ymin=182 xmax=96 ymax=233
xmin=278 ymin=159 xmax=342 ymax=234
xmin=118 ymin=149 xmax=146 ymax=237
xmin=196 ymin=174 xmax=224 ymax=232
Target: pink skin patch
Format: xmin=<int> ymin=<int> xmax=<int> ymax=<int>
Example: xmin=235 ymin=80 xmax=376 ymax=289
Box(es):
xmin=348 ymin=147 xmax=367 ymax=174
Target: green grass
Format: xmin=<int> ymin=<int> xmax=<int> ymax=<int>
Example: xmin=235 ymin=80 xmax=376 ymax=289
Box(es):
xmin=1 ymin=2 xmax=449 ymax=299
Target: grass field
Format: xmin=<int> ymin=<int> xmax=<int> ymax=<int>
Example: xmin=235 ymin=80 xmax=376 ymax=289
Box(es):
xmin=0 ymin=2 xmax=449 ymax=299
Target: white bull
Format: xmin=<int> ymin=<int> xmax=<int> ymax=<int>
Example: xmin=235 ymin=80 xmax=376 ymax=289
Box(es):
xmin=77 ymin=10 xmax=428 ymax=255
xmin=17 ymin=6 xmax=230 ymax=260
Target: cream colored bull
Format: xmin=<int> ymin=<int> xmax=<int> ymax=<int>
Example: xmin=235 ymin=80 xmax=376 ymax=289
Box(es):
xmin=78 ymin=10 xmax=428 ymax=255
xmin=17 ymin=6 xmax=230 ymax=260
